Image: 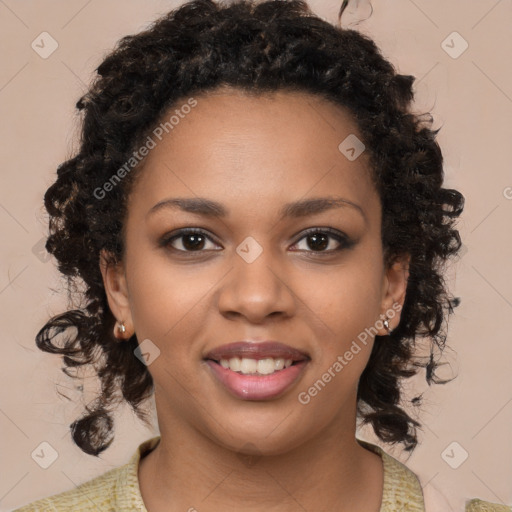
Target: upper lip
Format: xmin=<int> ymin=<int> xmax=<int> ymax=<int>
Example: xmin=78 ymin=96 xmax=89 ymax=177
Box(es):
xmin=204 ymin=341 xmax=310 ymax=362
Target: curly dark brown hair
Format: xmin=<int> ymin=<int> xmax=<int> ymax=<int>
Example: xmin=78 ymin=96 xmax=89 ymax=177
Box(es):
xmin=36 ymin=0 xmax=464 ymax=456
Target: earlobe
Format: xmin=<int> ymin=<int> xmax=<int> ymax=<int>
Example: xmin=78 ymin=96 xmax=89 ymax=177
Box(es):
xmin=99 ymin=249 xmax=134 ymax=340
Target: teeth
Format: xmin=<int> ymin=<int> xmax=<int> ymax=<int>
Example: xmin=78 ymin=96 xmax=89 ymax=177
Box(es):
xmin=218 ymin=357 xmax=295 ymax=375
xmin=240 ymin=358 xmax=257 ymax=374
xmin=257 ymin=358 xmax=275 ymax=375
xmin=229 ymin=357 xmax=241 ymax=372
xmin=274 ymin=358 xmax=285 ymax=370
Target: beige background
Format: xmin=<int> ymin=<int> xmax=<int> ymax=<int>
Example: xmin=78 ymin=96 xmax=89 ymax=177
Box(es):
xmin=1 ymin=1 xmax=511 ymax=510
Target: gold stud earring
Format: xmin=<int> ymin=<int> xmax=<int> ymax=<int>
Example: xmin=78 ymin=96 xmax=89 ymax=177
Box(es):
xmin=115 ymin=321 xmax=127 ymax=341
xmin=383 ymin=317 xmax=393 ymax=335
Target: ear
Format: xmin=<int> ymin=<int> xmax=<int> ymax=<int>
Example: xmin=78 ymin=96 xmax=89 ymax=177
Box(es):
xmin=377 ymin=253 xmax=410 ymax=335
xmin=99 ymin=249 xmax=134 ymax=339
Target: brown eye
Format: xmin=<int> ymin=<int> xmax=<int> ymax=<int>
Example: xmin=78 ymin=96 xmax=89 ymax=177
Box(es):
xmin=291 ymin=228 xmax=354 ymax=254
xmin=177 ymin=232 xmax=207 ymax=251
xmin=303 ymin=232 xmax=330 ymax=251
xmin=161 ymin=229 xmax=220 ymax=253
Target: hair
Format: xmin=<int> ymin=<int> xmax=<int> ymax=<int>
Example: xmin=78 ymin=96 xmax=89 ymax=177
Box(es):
xmin=37 ymin=0 xmax=464 ymax=456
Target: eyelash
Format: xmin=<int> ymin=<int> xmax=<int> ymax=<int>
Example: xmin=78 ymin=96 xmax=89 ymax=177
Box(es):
xmin=160 ymin=227 xmax=354 ymax=257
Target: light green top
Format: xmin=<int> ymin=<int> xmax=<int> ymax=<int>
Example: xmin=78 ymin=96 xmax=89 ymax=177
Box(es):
xmin=14 ymin=436 xmax=429 ymax=511
xmin=465 ymin=499 xmax=512 ymax=512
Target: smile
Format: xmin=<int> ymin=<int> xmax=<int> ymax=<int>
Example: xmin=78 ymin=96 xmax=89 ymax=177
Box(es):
xmin=204 ymin=341 xmax=310 ymax=400
xmin=219 ymin=356 xmax=294 ymax=375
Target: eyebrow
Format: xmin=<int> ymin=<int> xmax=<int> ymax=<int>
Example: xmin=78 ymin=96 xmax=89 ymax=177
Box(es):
xmin=146 ymin=196 xmax=366 ymax=223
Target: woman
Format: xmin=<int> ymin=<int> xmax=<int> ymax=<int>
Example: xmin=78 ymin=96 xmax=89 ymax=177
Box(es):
xmin=14 ymin=0 xmax=468 ymax=510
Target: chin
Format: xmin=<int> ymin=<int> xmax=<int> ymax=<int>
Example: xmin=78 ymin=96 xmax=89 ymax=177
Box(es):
xmin=203 ymin=408 xmax=315 ymax=457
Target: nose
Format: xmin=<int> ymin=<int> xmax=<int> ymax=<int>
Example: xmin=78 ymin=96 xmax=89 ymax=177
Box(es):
xmin=216 ymin=246 xmax=296 ymax=324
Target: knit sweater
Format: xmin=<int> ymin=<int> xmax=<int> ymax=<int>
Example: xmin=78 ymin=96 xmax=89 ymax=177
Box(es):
xmin=465 ymin=499 xmax=512 ymax=511
xmin=14 ymin=436 xmax=427 ymax=511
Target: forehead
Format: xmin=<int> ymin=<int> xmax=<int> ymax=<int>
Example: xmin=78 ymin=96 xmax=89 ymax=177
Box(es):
xmin=128 ymin=88 xmax=378 ymax=218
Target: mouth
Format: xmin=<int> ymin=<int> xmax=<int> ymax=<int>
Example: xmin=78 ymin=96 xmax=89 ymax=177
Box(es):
xmin=204 ymin=341 xmax=310 ymax=375
xmin=203 ymin=341 xmax=310 ymax=400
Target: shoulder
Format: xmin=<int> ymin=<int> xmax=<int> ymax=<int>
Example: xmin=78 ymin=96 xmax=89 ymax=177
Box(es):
xmin=13 ymin=436 xmax=160 ymax=512
xmin=12 ymin=464 xmax=124 ymax=512
xmin=465 ymin=499 xmax=512 ymax=512
xmin=357 ymin=439 xmax=425 ymax=512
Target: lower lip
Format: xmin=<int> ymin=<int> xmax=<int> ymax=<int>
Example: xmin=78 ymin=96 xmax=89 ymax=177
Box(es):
xmin=205 ymin=360 xmax=308 ymax=401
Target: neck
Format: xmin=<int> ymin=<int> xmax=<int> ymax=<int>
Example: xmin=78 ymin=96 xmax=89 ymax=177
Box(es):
xmin=138 ymin=396 xmax=383 ymax=512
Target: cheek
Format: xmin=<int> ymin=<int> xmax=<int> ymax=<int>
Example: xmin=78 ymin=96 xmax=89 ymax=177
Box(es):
xmin=304 ymin=258 xmax=384 ymax=338
xmin=294 ymin=263 xmax=384 ymax=411
xmin=126 ymin=252 xmax=221 ymax=355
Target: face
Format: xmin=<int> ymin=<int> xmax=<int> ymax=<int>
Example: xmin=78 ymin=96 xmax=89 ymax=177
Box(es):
xmin=101 ymin=87 xmax=409 ymax=456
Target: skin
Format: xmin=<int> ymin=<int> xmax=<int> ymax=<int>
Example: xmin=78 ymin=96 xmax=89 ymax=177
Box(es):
xmin=100 ymin=87 xmax=410 ymax=512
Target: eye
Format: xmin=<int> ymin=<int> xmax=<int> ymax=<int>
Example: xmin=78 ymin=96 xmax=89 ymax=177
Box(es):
xmin=160 ymin=227 xmax=354 ymax=255
xmin=161 ymin=228 xmax=221 ymax=253
xmin=291 ymin=228 xmax=354 ymax=254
